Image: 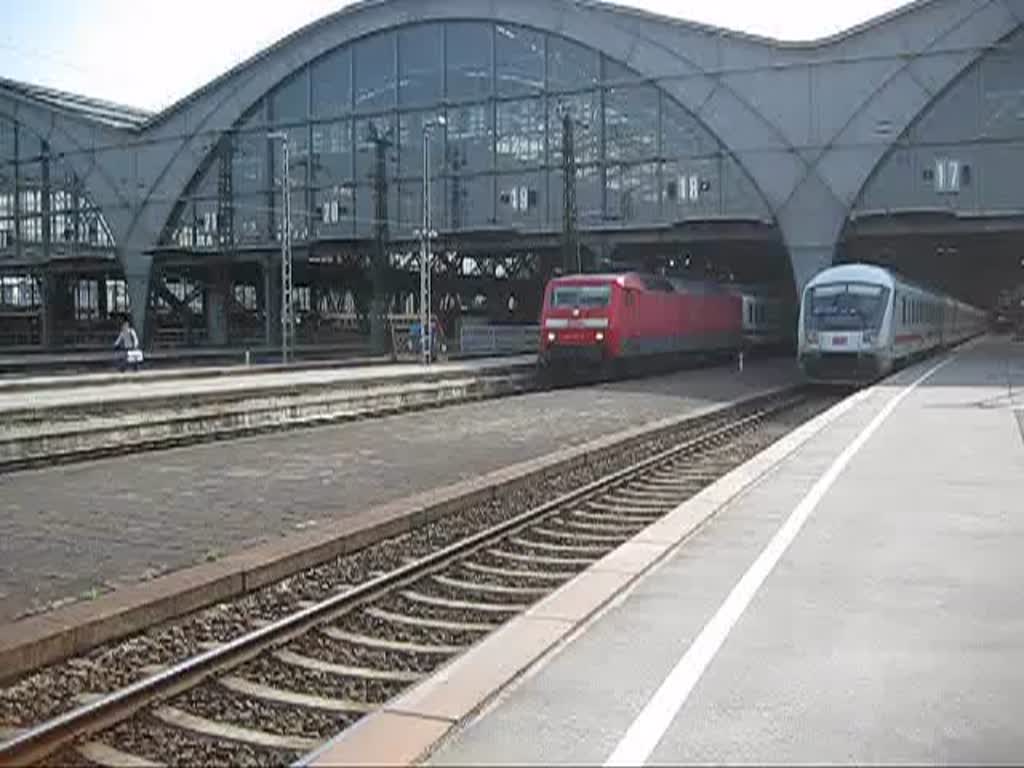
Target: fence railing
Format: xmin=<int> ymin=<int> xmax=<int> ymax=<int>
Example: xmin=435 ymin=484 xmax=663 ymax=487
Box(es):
xmin=458 ymin=323 xmax=539 ymax=358
xmin=389 ymin=316 xmax=539 ymax=361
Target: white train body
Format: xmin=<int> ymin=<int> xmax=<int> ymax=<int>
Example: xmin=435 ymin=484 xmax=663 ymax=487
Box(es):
xmin=798 ymin=263 xmax=986 ymax=384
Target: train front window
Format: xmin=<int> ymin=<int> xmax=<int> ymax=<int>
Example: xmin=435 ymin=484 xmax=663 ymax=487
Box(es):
xmin=807 ymin=283 xmax=889 ymax=332
xmin=551 ymin=285 xmax=612 ymax=309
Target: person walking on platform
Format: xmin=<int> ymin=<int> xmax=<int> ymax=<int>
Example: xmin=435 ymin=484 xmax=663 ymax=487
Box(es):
xmin=113 ymin=318 xmax=143 ymax=373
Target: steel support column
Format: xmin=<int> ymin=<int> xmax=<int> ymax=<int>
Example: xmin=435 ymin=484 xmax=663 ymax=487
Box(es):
xmin=123 ymin=252 xmax=154 ymax=347
xmin=263 ymin=254 xmax=281 ymax=346
xmin=39 ymin=272 xmax=66 ymax=349
xmin=205 ymin=263 xmax=231 ymax=347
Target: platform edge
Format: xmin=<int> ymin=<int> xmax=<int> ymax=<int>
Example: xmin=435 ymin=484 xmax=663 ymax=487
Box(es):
xmin=0 ymin=384 xmax=797 ymax=686
xmin=300 ymin=385 xmax=876 ymax=768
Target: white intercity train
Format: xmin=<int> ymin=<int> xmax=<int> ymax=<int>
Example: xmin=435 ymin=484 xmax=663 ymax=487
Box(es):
xmin=798 ymin=263 xmax=987 ymax=384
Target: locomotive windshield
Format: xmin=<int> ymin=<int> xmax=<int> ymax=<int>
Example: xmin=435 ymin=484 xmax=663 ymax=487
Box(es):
xmin=551 ymin=285 xmax=612 ymax=309
xmin=806 ymin=283 xmax=890 ymax=332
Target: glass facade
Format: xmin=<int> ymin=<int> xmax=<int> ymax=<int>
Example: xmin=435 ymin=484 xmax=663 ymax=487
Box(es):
xmin=165 ymin=22 xmax=766 ymax=249
xmin=855 ymin=26 xmax=1024 ymax=216
xmin=0 ymin=116 xmax=116 ymax=259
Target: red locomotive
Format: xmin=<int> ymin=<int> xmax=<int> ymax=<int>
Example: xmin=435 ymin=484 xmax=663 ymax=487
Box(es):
xmin=538 ymin=272 xmax=744 ymax=381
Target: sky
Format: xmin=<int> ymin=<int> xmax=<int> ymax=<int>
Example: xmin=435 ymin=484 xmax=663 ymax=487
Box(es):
xmin=0 ymin=0 xmax=914 ymax=112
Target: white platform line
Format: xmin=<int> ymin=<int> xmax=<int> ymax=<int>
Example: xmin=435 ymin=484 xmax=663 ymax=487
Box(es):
xmin=604 ymin=358 xmax=953 ymax=767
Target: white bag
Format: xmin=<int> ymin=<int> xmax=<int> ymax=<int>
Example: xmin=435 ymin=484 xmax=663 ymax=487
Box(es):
xmin=126 ymin=349 xmax=144 ymax=365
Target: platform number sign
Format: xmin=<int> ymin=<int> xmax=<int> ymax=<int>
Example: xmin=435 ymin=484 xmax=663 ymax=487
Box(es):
xmin=934 ymin=158 xmax=961 ymax=194
xmin=499 ymin=186 xmax=537 ymax=211
xmin=688 ymin=175 xmax=700 ymax=202
xmin=517 ymin=186 xmax=530 ymax=212
xmin=670 ymin=175 xmax=711 ymax=204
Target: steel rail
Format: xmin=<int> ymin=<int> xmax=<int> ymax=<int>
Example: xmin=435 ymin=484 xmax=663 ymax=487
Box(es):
xmin=0 ymin=389 xmax=806 ymax=767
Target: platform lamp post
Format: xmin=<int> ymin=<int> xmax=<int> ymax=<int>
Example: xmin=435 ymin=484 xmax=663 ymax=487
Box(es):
xmin=415 ymin=115 xmax=446 ymax=365
xmin=268 ymin=131 xmax=294 ymax=365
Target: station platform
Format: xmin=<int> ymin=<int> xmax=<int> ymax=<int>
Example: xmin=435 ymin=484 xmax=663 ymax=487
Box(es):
xmin=0 ymin=342 xmax=370 ymax=377
xmin=333 ymin=337 xmax=1023 ymax=766
xmin=0 ymin=356 xmax=798 ymax=628
xmin=0 ymin=353 xmax=390 ymax=394
xmin=0 ymin=355 xmax=534 ymax=415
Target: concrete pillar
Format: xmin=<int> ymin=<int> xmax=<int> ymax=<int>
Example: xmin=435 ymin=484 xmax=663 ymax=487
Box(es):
xmin=41 ymin=143 xmax=52 ymax=264
xmin=123 ymin=252 xmax=153 ymax=347
xmin=40 ymin=273 xmax=66 ymax=349
xmin=97 ymin=275 xmax=109 ymax=320
xmin=775 ymin=174 xmax=850 ymax=300
xmin=788 ymin=245 xmax=836 ymax=299
xmin=205 ymin=264 xmax=231 ymax=347
xmin=369 ymin=297 xmax=390 ymax=356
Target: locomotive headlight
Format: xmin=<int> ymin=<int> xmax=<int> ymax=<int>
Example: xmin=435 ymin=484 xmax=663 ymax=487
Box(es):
xmin=595 ymin=331 xmax=605 ymax=342
xmin=547 ymin=332 xmax=557 ymax=343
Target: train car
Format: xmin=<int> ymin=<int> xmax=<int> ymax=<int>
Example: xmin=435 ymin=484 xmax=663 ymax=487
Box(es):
xmin=798 ymin=263 xmax=987 ymax=385
xmin=538 ymin=272 xmax=742 ymax=381
xmin=727 ymin=286 xmax=789 ymax=349
xmin=994 ymin=285 xmax=1024 ymax=338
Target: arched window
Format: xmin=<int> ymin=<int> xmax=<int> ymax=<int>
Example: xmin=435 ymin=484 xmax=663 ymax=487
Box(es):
xmin=165 ymin=21 xmax=767 ymax=247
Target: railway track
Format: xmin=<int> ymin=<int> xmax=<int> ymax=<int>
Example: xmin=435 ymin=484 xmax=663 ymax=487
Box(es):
xmin=0 ymin=389 xmax=834 ymax=768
